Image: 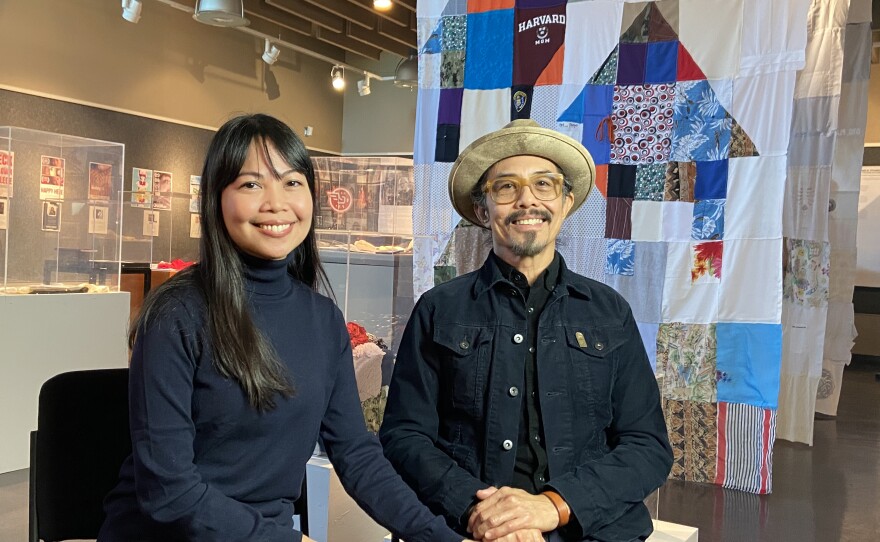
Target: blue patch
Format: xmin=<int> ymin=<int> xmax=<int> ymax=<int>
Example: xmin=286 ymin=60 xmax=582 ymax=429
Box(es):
xmin=464 ymin=10 xmax=514 ymax=89
xmin=716 ymin=323 xmax=782 ymax=409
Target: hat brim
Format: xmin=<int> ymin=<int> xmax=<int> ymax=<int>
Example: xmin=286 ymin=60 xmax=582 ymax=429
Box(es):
xmin=448 ymin=122 xmax=595 ymax=228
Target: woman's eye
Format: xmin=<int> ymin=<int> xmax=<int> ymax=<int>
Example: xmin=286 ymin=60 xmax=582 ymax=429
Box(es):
xmin=241 ymin=181 xmax=260 ymax=189
xmin=286 ymin=179 xmax=303 ymax=187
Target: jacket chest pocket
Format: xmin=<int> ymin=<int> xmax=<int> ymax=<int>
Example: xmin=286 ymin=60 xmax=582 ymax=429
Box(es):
xmin=564 ymin=325 xmax=621 ymax=426
xmin=434 ymin=324 xmax=492 ymax=419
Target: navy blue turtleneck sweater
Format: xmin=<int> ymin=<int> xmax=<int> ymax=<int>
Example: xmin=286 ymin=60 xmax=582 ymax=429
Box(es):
xmin=99 ymin=254 xmax=461 ymax=542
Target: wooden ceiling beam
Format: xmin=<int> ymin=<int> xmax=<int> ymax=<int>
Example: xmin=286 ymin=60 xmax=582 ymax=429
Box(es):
xmin=264 ymin=0 xmax=344 ymax=34
xmin=393 ymin=0 xmax=416 ymax=13
xmin=314 ymin=27 xmax=383 ymax=61
xmin=302 ymin=0 xmax=376 ymax=30
xmin=345 ymin=0 xmax=409 ymax=27
xmin=377 ymin=19 xmax=417 ymax=49
xmin=346 ymin=21 xmax=412 ymax=58
xmin=243 ymin=0 xmax=311 ymax=36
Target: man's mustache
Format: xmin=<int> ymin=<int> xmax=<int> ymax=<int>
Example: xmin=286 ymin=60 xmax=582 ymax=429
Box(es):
xmin=505 ymin=210 xmax=552 ymax=225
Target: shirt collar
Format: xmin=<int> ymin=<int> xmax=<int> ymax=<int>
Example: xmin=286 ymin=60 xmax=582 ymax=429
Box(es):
xmin=475 ymin=251 xmax=589 ymax=298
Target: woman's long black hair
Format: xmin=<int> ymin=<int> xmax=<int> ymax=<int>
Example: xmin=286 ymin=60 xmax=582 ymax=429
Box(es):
xmin=130 ymin=114 xmax=331 ymax=411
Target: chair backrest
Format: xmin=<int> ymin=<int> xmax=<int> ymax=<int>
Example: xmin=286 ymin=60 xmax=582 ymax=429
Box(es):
xmin=30 ymin=368 xmax=130 ymax=542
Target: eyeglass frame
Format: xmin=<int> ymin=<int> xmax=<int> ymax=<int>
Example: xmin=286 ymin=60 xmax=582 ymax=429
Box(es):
xmin=481 ymin=171 xmax=569 ymax=205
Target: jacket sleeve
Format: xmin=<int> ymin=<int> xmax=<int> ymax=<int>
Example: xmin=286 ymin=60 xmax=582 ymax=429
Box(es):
xmin=319 ymin=310 xmax=462 ymax=542
xmin=544 ymin=306 xmax=673 ymax=538
xmin=129 ymin=296 xmax=299 ymax=542
xmin=379 ymin=297 xmax=488 ymax=532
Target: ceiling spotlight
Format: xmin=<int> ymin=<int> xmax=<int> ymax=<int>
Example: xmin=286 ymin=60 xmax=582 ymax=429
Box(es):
xmin=262 ymin=39 xmax=280 ymax=65
xmin=193 ymin=0 xmax=249 ymax=27
xmin=357 ymin=76 xmax=372 ymax=96
xmin=373 ymin=0 xmax=393 ymax=11
xmin=394 ymin=55 xmax=418 ymax=89
xmin=121 ymin=0 xmax=142 ymax=23
xmin=331 ymin=65 xmax=345 ymax=91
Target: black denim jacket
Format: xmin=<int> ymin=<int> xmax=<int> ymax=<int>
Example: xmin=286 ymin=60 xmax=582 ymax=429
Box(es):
xmin=380 ymin=253 xmax=673 ymax=542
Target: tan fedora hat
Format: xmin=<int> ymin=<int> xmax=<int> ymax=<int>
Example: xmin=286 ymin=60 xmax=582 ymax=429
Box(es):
xmin=448 ymin=119 xmax=595 ymax=228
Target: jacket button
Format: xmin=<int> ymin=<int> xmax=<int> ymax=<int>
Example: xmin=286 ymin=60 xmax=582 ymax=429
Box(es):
xmin=502 ymin=439 xmax=513 ymax=451
xmin=513 ymin=333 xmax=524 ymax=344
xmin=595 ymin=342 xmax=605 ymax=350
xmin=529 ymin=346 xmax=535 ymax=353
xmin=459 ymin=340 xmax=470 ymax=349
xmin=527 ymin=307 xmax=534 ymax=314
xmin=508 ymin=386 xmax=519 ymax=397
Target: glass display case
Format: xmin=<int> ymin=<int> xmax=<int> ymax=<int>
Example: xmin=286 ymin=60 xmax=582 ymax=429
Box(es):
xmin=312 ymin=156 xmax=413 ymax=234
xmin=0 ymin=126 xmax=125 ymax=293
xmin=119 ymin=190 xmax=201 ymax=265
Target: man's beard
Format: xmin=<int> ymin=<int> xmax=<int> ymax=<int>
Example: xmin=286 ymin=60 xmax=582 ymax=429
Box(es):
xmin=506 ymin=210 xmax=551 ymax=257
xmin=510 ymin=232 xmax=546 ymax=257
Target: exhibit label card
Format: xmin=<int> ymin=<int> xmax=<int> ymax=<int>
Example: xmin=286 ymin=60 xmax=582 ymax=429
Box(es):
xmin=132 ymin=167 xmax=152 ymax=208
xmin=88 ymin=162 xmax=113 ymax=201
xmin=0 ymin=198 xmax=8 ymax=230
xmin=88 ymin=205 xmax=109 ymax=235
xmin=153 ymin=170 xmax=172 ymax=211
xmin=143 ymin=210 xmax=160 ymax=237
xmin=190 ymin=175 xmax=201 ymax=212
xmin=0 ymin=150 xmax=13 ymax=198
xmin=190 ymin=213 xmax=201 ymax=238
xmin=41 ymin=201 xmax=60 ymax=231
xmin=39 ymin=156 xmax=65 ymax=201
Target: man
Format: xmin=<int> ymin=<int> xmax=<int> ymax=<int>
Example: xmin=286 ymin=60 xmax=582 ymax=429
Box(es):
xmin=380 ymin=120 xmax=672 ymax=542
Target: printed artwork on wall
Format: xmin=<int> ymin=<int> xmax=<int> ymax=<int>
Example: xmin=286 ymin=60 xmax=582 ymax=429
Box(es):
xmin=131 ymin=168 xmax=152 ymax=208
xmin=0 ymin=150 xmax=14 ymax=198
xmin=88 ymin=162 xmax=113 ymax=202
xmin=39 ymin=156 xmax=64 ymax=201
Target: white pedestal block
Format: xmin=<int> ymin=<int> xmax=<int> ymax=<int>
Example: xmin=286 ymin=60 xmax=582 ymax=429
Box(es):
xmin=0 ymin=292 xmax=130 ymax=473
xmin=306 ymin=455 xmax=392 ymax=542
xmin=648 ymin=519 xmax=699 ymax=542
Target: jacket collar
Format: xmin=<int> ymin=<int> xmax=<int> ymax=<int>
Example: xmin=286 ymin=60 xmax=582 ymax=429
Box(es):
xmin=473 ymin=250 xmax=593 ymax=300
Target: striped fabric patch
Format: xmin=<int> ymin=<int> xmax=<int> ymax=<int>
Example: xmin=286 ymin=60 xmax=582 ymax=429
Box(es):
xmin=715 ymin=402 xmax=776 ymax=494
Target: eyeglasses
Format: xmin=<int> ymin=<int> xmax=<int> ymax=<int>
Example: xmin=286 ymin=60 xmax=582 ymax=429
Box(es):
xmin=483 ymin=172 xmax=565 ymax=205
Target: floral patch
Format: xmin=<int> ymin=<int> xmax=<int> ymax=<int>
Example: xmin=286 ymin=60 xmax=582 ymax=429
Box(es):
xmin=670 ymin=80 xmax=732 ymax=162
xmin=783 ymin=238 xmax=830 ymax=308
xmin=691 ymin=241 xmax=723 ymax=283
xmin=692 ymin=199 xmax=725 ymax=240
xmin=606 ymin=238 xmax=635 ymax=276
xmin=657 ymin=323 xmax=718 ymax=403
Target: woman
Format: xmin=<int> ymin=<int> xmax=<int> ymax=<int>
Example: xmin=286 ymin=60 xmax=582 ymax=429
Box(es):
xmin=99 ymin=114 xmax=470 ymax=542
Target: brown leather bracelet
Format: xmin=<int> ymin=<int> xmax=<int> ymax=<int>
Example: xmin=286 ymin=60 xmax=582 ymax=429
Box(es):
xmin=541 ymin=490 xmax=571 ymax=527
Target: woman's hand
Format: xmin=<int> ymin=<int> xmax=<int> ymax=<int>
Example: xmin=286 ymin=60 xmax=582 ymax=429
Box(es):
xmin=302 ymin=536 xmax=318 ymax=542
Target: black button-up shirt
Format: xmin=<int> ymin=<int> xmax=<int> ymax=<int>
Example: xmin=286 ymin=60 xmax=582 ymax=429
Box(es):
xmin=491 ymin=252 xmax=560 ymax=493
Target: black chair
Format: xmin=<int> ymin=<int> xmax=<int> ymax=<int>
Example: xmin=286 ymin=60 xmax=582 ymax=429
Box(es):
xmin=29 ymin=368 xmax=131 ymax=542
xmin=28 ymin=368 xmax=309 ymax=541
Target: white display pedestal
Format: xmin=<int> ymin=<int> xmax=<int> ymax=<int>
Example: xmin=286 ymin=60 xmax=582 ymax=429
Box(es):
xmin=306 ymin=455 xmax=391 ymax=542
xmin=648 ymin=520 xmax=699 ymax=541
xmin=0 ymin=292 xmax=130 ymax=473
xmin=304 ymin=455 xmax=698 ymax=542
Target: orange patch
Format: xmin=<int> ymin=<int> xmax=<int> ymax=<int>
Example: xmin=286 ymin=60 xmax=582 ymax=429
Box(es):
xmin=594 ymin=164 xmax=609 ymax=198
xmin=535 ymin=45 xmax=565 ymax=87
xmin=468 ymin=0 xmax=515 ymax=13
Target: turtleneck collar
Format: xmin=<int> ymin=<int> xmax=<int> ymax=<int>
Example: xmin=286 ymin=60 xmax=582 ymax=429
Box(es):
xmin=240 ymin=250 xmax=295 ymax=296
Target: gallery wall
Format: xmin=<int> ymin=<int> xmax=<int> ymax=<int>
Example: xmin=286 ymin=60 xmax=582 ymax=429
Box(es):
xmin=0 ymin=0 xmax=344 ymax=152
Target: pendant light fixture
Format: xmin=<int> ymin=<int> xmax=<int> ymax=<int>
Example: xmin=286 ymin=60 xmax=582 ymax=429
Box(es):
xmin=193 ymin=0 xmax=249 ymax=27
